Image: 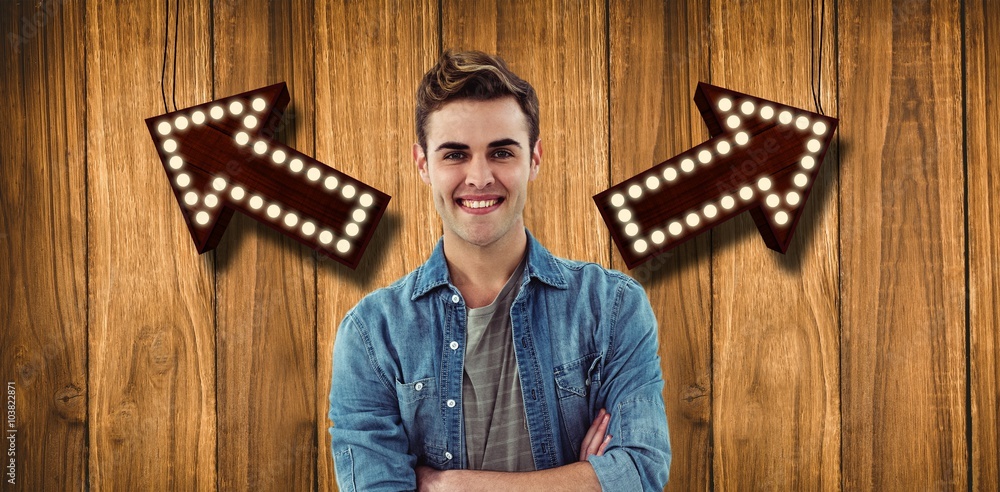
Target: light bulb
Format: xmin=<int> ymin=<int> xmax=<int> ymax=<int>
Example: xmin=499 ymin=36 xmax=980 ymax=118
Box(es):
xmin=284 ymin=213 xmax=298 ymax=227
xmin=252 ymin=97 xmax=266 ymax=112
xmin=253 ymin=141 xmax=268 ymax=155
xmin=192 ymin=111 xmax=206 ymax=124
xmin=169 ymin=156 xmax=183 ymax=169
xmin=795 ymin=116 xmax=809 ymax=130
xmin=786 ymin=191 xmax=801 ymax=206
xmin=266 ymin=204 xmax=280 ymax=219
xmin=685 ymin=213 xmax=700 ymax=227
xmin=610 ymin=193 xmax=625 ymax=207
xmin=175 ymin=173 xmax=190 ymax=187
xmin=289 ymin=158 xmax=303 ymax=173
xmin=212 ymin=177 xmax=227 ymax=191
xmin=717 ymin=141 xmax=731 ymax=155
xmin=625 ymin=223 xmax=639 ymax=236
xmin=184 ymin=192 xmax=198 ymax=205
xmin=174 ymin=116 xmax=188 ymax=130
xmin=617 ymin=209 xmax=632 ymax=222
xmin=645 ymin=176 xmax=659 ymax=190
xmin=336 ymin=239 xmax=350 ymax=253
xmin=668 ymin=222 xmax=683 ymax=236
xmin=210 ymin=105 xmax=224 ymax=120
xmin=307 ymin=168 xmax=320 ymax=181
xmin=727 ymin=115 xmax=740 ymax=129
xmin=325 ymin=176 xmax=338 ymax=190
xmin=760 ymin=106 xmax=774 ymax=119
xmin=651 ymin=230 xmax=665 ymax=244
xmin=249 ymin=195 xmax=263 ymax=209
xmin=301 ymin=221 xmax=316 ymax=236
xmin=163 ymin=139 xmax=177 ymax=153
xmin=235 ymin=132 xmax=249 ymax=145
xmin=345 ymin=223 xmax=359 ymax=236
xmin=735 ymin=132 xmax=749 ymax=145
xmin=229 ymin=101 xmax=244 ymax=115
xmin=319 ymin=230 xmax=333 ymax=244
xmin=230 ymin=186 xmax=245 ymax=200
xmin=628 ymin=184 xmax=642 ymax=198
xmin=633 ymin=239 xmax=648 ymax=253
xmin=698 ymin=150 xmax=712 ymax=164
xmin=740 ymin=101 xmax=754 ymax=115
xmin=718 ymin=97 xmax=732 ymax=111
xmin=244 ymin=115 xmax=258 ymax=128
xmin=680 ymin=159 xmax=694 ymax=173
xmin=157 ymin=121 xmax=171 ymax=135
xmin=272 ymin=150 xmax=286 ymax=164
xmin=721 ymin=195 xmax=735 ymax=209
xmin=360 ymin=193 xmax=373 ymax=207
xmin=204 ymin=194 xmax=218 ymax=208
xmin=196 ymin=211 xmax=209 ymax=225
xmin=353 ymin=209 xmax=367 ymax=222
xmin=342 ymin=184 xmax=356 ymax=199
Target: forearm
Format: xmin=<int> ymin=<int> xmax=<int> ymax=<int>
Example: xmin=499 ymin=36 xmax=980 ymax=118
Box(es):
xmin=434 ymin=462 xmax=601 ymax=492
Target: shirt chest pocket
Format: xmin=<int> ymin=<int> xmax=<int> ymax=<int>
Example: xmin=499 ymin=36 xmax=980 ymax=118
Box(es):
xmin=553 ymin=353 xmax=601 ymax=458
xmin=394 ymin=376 xmax=447 ymax=466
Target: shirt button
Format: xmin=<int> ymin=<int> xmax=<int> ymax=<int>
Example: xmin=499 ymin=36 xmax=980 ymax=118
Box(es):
xmin=449 ymin=341 xmax=459 ymax=350
xmin=414 ymin=382 xmax=424 ymax=391
xmin=445 ymin=451 xmax=453 ymax=460
xmin=446 ymin=399 xmax=456 ymax=408
xmin=451 ymin=295 xmax=460 ymax=303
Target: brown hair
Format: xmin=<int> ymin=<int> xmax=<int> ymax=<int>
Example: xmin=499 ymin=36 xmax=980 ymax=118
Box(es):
xmin=415 ymin=50 xmax=539 ymax=151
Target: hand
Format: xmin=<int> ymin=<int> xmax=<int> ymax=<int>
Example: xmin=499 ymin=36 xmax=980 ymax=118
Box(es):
xmin=416 ymin=465 xmax=448 ymax=492
xmin=578 ymin=408 xmax=612 ymax=461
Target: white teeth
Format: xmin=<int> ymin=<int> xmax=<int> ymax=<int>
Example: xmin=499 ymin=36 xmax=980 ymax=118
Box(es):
xmin=461 ymin=199 xmax=499 ymax=209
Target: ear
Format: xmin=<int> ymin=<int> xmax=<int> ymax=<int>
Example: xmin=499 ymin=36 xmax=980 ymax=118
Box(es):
xmin=414 ymin=143 xmax=431 ymax=185
xmin=528 ymin=138 xmax=542 ymax=181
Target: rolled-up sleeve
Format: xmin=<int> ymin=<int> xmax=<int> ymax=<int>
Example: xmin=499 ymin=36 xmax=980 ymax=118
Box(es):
xmin=328 ymin=310 xmax=417 ymax=492
xmin=587 ymin=279 xmax=671 ymax=490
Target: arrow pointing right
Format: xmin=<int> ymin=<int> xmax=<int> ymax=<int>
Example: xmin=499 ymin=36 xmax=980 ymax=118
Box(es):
xmin=595 ymin=83 xmax=838 ymax=269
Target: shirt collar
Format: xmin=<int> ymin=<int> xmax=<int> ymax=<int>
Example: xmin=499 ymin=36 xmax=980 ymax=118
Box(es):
xmin=411 ymin=228 xmax=568 ymax=300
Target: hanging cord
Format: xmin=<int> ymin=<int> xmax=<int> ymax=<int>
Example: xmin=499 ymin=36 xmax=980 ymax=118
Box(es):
xmin=171 ymin=0 xmax=179 ymax=111
xmin=160 ymin=0 xmax=169 ymax=113
xmin=810 ymin=0 xmax=827 ymax=116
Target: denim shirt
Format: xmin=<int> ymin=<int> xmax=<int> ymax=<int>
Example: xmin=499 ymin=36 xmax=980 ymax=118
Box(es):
xmin=328 ymin=230 xmax=671 ymax=491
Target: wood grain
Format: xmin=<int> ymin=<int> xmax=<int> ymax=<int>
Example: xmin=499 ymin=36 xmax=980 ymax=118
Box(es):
xmin=313 ymin=2 xmax=440 ymax=490
xmin=607 ymin=0 xmax=712 ymax=490
xmin=709 ymin=0 xmax=841 ymax=489
xmin=440 ymin=0 xmax=609 ymax=264
xmin=0 ymin=0 xmax=87 ymax=489
xmin=840 ymin=0 xmax=967 ymax=489
xmin=965 ymin=0 xmax=999 ymax=489
xmin=85 ymin=0 xmax=216 ymax=488
xmin=212 ymin=1 xmax=317 ymax=490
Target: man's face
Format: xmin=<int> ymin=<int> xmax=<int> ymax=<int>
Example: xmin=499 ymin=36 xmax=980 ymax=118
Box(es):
xmin=415 ymin=97 xmax=541 ymax=249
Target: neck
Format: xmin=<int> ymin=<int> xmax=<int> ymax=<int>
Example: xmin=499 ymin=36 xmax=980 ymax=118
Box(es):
xmin=443 ymin=224 xmax=528 ymax=308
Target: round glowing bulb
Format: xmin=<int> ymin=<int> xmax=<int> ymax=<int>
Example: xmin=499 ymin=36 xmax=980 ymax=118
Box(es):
xmin=204 ymin=194 xmax=218 ymax=208
xmin=174 ymin=116 xmax=188 ymax=130
xmin=307 ymin=168 xmax=321 ymax=181
xmin=779 ymin=110 xmax=793 ymax=124
xmin=253 ymin=141 xmax=267 ymax=155
xmin=192 ymin=111 xmax=206 ymax=124
xmin=698 ymin=150 xmax=712 ymax=164
xmin=266 ymin=204 xmax=280 ymax=219
xmin=721 ymin=195 xmax=735 ymax=209
xmin=212 ymin=178 xmax=227 ymax=191
xmin=765 ymin=194 xmax=780 ymax=208
xmin=794 ymin=173 xmax=809 ymax=187
xmin=360 ymin=193 xmax=373 ymax=207
xmin=319 ymin=230 xmax=333 ymax=244
xmin=645 ymin=176 xmax=660 ymax=190
xmin=210 ymin=105 xmax=224 ymax=119
xmin=651 ymin=230 xmax=665 ymax=244
xmin=235 ymin=132 xmax=249 ymax=145
xmin=801 ymin=156 xmax=816 ymax=169
xmin=740 ymin=101 xmax=755 ymax=115
xmin=184 ymin=192 xmax=198 ymax=205
xmin=163 ymin=139 xmax=177 ymax=153
xmin=628 ymin=184 xmax=642 ymax=199
xmin=663 ymin=167 xmax=678 ymax=182
xmin=249 ymin=195 xmax=263 ymax=209
xmin=284 ymin=213 xmax=298 ymax=227
xmin=289 ymin=158 xmax=303 ymax=173
xmin=718 ymin=97 xmax=732 ymax=111
xmin=680 ymin=158 xmax=694 ymax=173
xmin=807 ymin=139 xmax=821 ymax=153
xmin=669 ymin=222 xmax=683 ymax=236
xmin=353 ymin=209 xmax=367 ymax=222
xmin=230 ymin=186 xmax=245 ymax=200
xmin=157 ymin=121 xmax=171 ymax=135
xmin=195 ymin=211 xmax=209 ymax=225
xmin=726 ymin=115 xmax=741 ymax=129
xmin=757 ymin=177 xmax=772 ymax=191
xmin=272 ymin=150 xmax=286 ymax=164
xmin=735 ymin=132 xmax=749 ymax=145
xmin=610 ymin=193 xmax=625 ymax=207
xmin=342 ymin=184 xmax=356 ymax=199
xmin=618 ymin=209 xmax=632 ymax=222
xmin=301 ymin=221 xmax=316 ymax=236
xmin=813 ymin=121 xmax=827 ymax=135
xmin=760 ymin=106 xmax=774 ymax=119
xmin=336 ymin=239 xmax=351 ymax=253
xmin=252 ymin=97 xmax=266 ymax=112
xmin=717 ymin=141 xmax=731 ymax=155
xmin=175 ymin=173 xmax=190 ymax=188
xmin=169 ymin=156 xmax=183 ymax=169
xmin=633 ymin=239 xmax=648 ymax=253
xmin=229 ymin=101 xmax=244 ymax=115
xmin=346 ymin=223 xmax=359 ymax=236
xmin=786 ymin=191 xmax=801 ymax=206
xmin=703 ymin=204 xmax=718 ymax=219
xmin=775 ymin=211 xmax=789 ymax=225
xmin=324 ymin=176 xmax=338 ymax=190
xmin=739 ymin=186 xmax=753 ymax=200
xmin=243 ymin=115 xmax=258 ymax=128
xmin=625 ymin=223 xmax=639 ymax=237
xmin=795 ymin=116 xmax=809 ymax=130
xmin=685 ymin=213 xmax=700 ymax=227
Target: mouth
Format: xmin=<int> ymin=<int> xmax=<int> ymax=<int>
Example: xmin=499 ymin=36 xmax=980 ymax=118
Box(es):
xmin=456 ymin=196 xmax=505 ymax=214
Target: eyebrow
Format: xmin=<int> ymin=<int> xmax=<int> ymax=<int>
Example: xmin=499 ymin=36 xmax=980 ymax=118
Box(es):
xmin=434 ymin=138 xmax=522 ymax=152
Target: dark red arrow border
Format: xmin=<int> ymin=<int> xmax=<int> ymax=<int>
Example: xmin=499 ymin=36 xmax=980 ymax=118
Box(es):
xmin=594 ymin=83 xmax=838 ymax=269
xmin=145 ymin=83 xmax=390 ymax=269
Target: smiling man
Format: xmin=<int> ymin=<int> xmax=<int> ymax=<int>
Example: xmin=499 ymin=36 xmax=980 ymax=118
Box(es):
xmin=328 ymin=50 xmax=671 ymax=491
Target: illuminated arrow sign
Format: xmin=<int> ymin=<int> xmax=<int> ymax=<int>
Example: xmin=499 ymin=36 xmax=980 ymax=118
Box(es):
xmin=145 ymin=83 xmax=390 ymax=269
xmin=594 ymin=83 xmax=838 ymax=269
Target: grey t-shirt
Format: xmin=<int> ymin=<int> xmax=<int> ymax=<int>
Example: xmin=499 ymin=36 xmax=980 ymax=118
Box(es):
xmin=462 ymin=255 xmax=535 ymax=471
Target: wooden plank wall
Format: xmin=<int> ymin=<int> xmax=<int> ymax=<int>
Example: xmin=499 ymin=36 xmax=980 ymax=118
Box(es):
xmin=1 ymin=1 xmax=997 ymax=491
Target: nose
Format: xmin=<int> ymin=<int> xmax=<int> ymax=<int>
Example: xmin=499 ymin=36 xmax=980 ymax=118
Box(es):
xmin=465 ymin=154 xmax=495 ymax=189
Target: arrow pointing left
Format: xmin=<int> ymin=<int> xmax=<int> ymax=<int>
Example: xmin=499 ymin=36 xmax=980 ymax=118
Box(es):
xmin=145 ymin=82 xmax=390 ymax=269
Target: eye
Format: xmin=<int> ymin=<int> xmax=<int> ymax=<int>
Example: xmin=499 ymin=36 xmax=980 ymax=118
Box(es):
xmin=443 ymin=152 xmax=466 ymax=161
xmin=493 ymin=149 xmax=515 ymax=159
